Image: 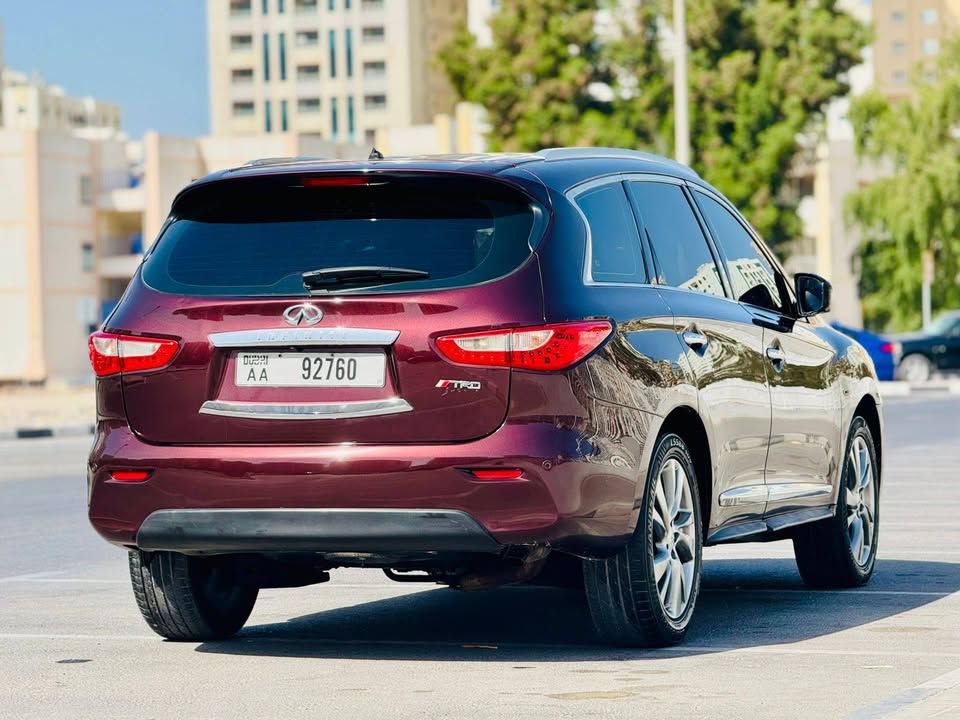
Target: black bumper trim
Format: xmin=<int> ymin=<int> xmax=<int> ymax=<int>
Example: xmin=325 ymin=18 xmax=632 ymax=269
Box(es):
xmin=135 ymin=508 xmax=504 ymax=554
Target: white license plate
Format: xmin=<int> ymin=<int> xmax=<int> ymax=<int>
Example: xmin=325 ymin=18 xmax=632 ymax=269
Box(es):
xmin=235 ymin=352 xmax=386 ymax=387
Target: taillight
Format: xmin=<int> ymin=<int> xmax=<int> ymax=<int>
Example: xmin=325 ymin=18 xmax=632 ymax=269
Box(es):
xmin=436 ymin=320 xmax=613 ymax=371
xmin=88 ymin=331 xmax=180 ymax=377
xmin=880 ymin=342 xmax=894 ymax=354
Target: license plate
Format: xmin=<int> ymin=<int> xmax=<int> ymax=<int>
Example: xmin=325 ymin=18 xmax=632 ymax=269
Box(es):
xmin=235 ymin=352 xmax=386 ymax=387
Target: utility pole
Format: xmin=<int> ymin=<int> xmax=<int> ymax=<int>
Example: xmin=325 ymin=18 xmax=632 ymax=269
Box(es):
xmin=673 ymin=0 xmax=690 ymax=166
xmin=922 ymin=248 xmax=934 ymax=327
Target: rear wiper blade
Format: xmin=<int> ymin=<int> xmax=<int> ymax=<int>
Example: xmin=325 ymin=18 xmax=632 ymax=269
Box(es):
xmin=302 ymin=265 xmax=430 ymax=290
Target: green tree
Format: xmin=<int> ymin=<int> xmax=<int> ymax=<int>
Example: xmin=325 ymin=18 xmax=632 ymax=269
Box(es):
xmin=441 ymin=0 xmax=867 ymax=255
xmin=847 ymin=40 xmax=960 ymax=331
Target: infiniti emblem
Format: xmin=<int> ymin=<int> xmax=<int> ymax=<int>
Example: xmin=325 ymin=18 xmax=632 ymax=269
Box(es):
xmin=282 ymin=304 xmax=323 ymax=326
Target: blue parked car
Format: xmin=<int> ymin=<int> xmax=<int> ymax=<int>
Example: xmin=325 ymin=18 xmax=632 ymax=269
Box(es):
xmin=831 ymin=322 xmax=895 ymax=381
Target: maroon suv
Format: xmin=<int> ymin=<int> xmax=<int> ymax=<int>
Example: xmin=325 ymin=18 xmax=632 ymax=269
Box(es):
xmin=88 ymin=149 xmax=883 ymax=647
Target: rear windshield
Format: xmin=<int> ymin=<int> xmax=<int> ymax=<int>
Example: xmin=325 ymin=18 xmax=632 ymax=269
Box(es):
xmin=142 ymin=173 xmax=543 ymax=296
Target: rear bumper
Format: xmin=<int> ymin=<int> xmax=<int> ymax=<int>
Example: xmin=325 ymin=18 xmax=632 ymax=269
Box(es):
xmin=88 ymin=412 xmax=648 ymax=557
xmin=137 ymin=508 xmax=502 ymax=554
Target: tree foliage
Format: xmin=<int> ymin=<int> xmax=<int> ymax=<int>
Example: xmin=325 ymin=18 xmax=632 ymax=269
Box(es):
xmin=847 ymin=40 xmax=960 ymax=331
xmin=440 ymin=0 xmax=867 ymax=254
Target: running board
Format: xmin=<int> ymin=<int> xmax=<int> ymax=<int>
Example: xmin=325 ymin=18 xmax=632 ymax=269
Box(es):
xmin=706 ymin=506 xmax=834 ymax=545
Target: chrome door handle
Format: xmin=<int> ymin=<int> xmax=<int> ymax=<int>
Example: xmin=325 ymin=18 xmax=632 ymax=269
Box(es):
xmin=766 ymin=347 xmax=786 ymax=363
xmin=682 ymin=331 xmax=708 ymax=349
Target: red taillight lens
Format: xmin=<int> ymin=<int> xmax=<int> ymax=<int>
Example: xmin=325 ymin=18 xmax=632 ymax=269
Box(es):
xmin=880 ymin=342 xmax=894 ymax=354
xmin=88 ymin=331 xmax=180 ymax=377
xmin=436 ymin=321 xmax=613 ymax=371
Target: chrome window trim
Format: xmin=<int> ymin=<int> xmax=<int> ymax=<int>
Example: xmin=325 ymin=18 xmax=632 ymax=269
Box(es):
xmin=209 ymin=327 xmax=400 ymax=348
xmin=198 ymin=397 xmax=413 ymax=420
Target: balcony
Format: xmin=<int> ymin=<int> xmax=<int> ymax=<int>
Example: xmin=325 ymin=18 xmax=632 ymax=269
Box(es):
xmin=99 ymin=186 xmax=144 ymax=214
xmin=98 ymin=253 xmax=143 ymax=280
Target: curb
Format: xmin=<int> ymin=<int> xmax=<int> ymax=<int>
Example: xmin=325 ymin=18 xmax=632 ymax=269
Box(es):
xmin=0 ymin=424 xmax=95 ymax=441
xmin=879 ymin=380 xmax=960 ymax=397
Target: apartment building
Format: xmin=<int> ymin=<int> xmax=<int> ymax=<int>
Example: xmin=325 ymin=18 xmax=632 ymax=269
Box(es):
xmin=873 ymin=0 xmax=960 ymax=99
xmin=207 ymin=0 xmax=466 ymax=144
xmin=1 ymin=71 xmax=121 ymax=133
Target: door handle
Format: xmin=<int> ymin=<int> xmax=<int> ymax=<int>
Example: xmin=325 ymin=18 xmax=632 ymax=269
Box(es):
xmin=682 ymin=330 xmax=708 ymax=349
xmin=766 ymin=346 xmax=786 ymax=364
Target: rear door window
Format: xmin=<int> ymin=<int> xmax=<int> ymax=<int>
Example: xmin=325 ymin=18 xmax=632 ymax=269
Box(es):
xmin=142 ymin=174 xmax=543 ymax=296
xmin=626 ymin=181 xmax=725 ymax=298
xmin=574 ymin=183 xmax=648 ymax=284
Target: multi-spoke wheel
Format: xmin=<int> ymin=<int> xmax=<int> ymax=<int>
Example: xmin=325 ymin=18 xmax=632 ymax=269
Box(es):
xmin=652 ymin=458 xmax=697 ymax=620
xmin=584 ymin=433 xmax=703 ymax=647
xmin=794 ymin=416 xmax=880 ymax=588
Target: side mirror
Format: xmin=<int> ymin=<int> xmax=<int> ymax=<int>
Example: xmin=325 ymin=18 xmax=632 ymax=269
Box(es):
xmin=795 ymin=273 xmax=831 ymax=317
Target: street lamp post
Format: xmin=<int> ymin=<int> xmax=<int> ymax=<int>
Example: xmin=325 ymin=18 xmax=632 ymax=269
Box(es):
xmin=673 ymin=0 xmax=690 ymax=166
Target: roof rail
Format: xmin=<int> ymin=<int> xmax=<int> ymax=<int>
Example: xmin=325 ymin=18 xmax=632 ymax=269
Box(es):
xmin=536 ymin=147 xmax=699 ymax=177
xmin=240 ymin=156 xmax=328 ymax=168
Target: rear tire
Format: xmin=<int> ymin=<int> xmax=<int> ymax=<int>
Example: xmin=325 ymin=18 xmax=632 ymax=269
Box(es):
xmin=793 ymin=416 xmax=880 ymax=588
xmin=129 ymin=550 xmax=258 ymax=641
xmin=583 ymin=433 xmax=703 ymax=647
xmin=897 ymin=353 xmax=933 ymax=382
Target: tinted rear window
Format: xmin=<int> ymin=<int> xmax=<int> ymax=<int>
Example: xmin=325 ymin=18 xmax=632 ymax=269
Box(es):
xmin=142 ymin=174 xmax=543 ymax=296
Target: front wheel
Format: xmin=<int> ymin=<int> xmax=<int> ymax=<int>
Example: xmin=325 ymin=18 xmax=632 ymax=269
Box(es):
xmin=897 ymin=353 xmax=933 ymax=382
xmin=793 ymin=416 xmax=880 ymax=588
xmin=583 ymin=433 xmax=703 ymax=647
xmin=129 ymin=550 xmax=258 ymax=641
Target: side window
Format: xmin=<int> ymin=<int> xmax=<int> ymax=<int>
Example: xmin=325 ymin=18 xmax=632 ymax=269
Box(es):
xmin=695 ymin=192 xmax=785 ymax=313
xmin=575 ymin=183 xmax=647 ymax=284
xmin=626 ymin=181 xmax=725 ymax=298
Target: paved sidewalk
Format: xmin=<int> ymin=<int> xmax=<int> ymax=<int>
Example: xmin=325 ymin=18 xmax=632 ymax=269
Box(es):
xmin=0 ymin=385 xmax=94 ymax=435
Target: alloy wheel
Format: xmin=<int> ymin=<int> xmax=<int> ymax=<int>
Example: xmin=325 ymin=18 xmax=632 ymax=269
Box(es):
xmin=652 ymin=458 xmax=697 ymax=620
xmin=846 ymin=435 xmax=877 ymax=567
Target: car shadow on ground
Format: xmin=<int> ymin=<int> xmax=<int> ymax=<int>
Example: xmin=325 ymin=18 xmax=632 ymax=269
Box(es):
xmin=195 ymin=558 xmax=960 ymax=661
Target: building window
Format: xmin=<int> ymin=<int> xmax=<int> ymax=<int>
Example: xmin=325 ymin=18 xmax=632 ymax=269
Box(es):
xmin=892 ymin=41 xmax=906 ymax=55
xmin=295 ymin=30 xmax=319 ymax=46
xmin=364 ymin=93 xmax=387 ymax=111
xmin=261 ymin=0 xmax=268 ymax=13
xmin=298 ymin=97 xmax=321 ymax=113
xmin=891 ymin=10 xmax=905 ymax=22
xmin=892 ymin=70 xmax=907 ymax=85
xmin=230 ymin=0 xmax=252 ymax=16
xmin=346 ymin=28 xmax=353 ymax=77
xmin=362 ymin=26 xmax=385 ymax=43
xmin=79 ymin=175 xmax=93 ymax=206
xmin=331 ymin=97 xmax=339 ymax=138
xmin=347 ymin=95 xmax=355 ymax=141
xmin=361 ymin=0 xmax=384 ymax=9
xmin=278 ymin=0 xmax=285 ymax=12
xmin=232 ymin=67 xmax=255 ymax=83
xmin=328 ymin=0 xmax=334 ymax=9
xmin=364 ymin=128 xmax=376 ymax=145
xmin=233 ymin=100 xmax=256 ymax=116
xmin=329 ymin=30 xmax=337 ymax=77
xmin=345 ymin=0 xmax=351 ymax=8
xmin=363 ymin=60 xmax=386 ymax=78
xmin=82 ymin=243 xmax=94 ymax=272
xmin=281 ymin=100 xmax=289 ymax=131
xmin=265 ymin=99 xmax=272 ymax=132
xmin=297 ymin=64 xmax=321 ymax=81
xmin=279 ymin=32 xmax=287 ymax=80
xmin=263 ymin=33 xmax=270 ymax=81
xmin=295 ymin=0 xmax=318 ymax=11
xmin=923 ymin=38 xmax=940 ymax=55
xmin=231 ymin=34 xmax=253 ymax=51
xmin=921 ymin=8 xmax=938 ymax=24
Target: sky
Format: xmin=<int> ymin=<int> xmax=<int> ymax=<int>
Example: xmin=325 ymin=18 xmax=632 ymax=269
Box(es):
xmin=0 ymin=0 xmax=209 ymax=137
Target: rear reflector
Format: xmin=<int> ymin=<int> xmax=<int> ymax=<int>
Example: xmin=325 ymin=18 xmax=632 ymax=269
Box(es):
xmin=466 ymin=469 xmax=524 ymax=480
xmin=88 ymin=332 xmax=180 ymax=377
xmin=436 ymin=320 xmax=613 ymax=371
xmin=109 ymin=470 xmax=151 ymax=482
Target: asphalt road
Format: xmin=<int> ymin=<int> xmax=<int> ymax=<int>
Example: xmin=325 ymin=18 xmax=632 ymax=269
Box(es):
xmin=1 ymin=396 xmax=959 ymax=719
